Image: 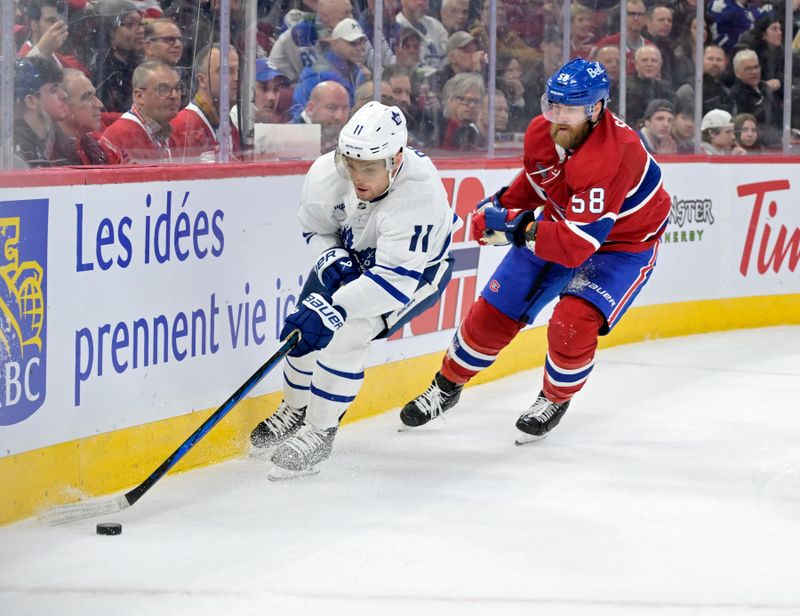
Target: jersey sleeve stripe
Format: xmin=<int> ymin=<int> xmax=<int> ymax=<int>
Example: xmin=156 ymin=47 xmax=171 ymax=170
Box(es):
xmin=373 ymin=264 xmax=423 ymax=280
xmin=564 ymin=220 xmax=603 ymax=250
xmin=316 ymin=360 xmax=365 ymax=380
xmin=363 ymin=269 xmax=411 ymax=303
xmin=620 ymin=156 xmax=663 ymax=218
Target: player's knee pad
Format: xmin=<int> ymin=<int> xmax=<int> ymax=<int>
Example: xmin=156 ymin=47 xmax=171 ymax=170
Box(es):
xmin=547 ymin=295 xmax=604 ymax=360
xmin=442 ymin=297 xmax=525 ymax=383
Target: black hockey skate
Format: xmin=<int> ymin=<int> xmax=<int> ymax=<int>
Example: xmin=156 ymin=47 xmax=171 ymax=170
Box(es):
xmin=515 ymin=391 xmax=570 ymax=445
xmin=250 ymin=402 xmax=306 ymax=451
xmin=268 ymin=423 xmax=338 ymax=480
xmin=399 ymin=372 xmax=463 ymax=428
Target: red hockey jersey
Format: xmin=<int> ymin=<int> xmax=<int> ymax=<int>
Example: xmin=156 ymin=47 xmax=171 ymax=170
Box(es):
xmin=500 ymin=112 xmax=670 ymax=268
xmin=170 ymin=103 xmax=240 ymax=162
xmin=102 ymin=111 xmax=175 ymax=163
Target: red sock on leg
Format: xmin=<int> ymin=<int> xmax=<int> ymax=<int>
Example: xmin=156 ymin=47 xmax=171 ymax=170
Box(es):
xmin=441 ymin=297 xmax=525 ymax=384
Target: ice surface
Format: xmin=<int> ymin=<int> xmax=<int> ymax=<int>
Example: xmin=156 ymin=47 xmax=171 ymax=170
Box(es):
xmin=2 ymin=327 xmax=799 ymax=616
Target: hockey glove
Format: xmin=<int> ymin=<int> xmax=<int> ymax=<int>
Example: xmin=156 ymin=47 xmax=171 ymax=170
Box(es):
xmin=281 ymin=292 xmax=347 ymax=357
xmin=471 ymin=188 xmax=537 ymax=247
xmin=314 ymin=248 xmax=360 ymax=292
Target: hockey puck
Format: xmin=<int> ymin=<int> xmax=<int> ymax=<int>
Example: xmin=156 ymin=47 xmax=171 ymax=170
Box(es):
xmin=96 ymin=522 xmax=122 ymax=536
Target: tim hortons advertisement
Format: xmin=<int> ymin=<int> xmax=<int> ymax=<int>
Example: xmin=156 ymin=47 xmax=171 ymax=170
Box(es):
xmin=0 ymin=161 xmax=797 ymax=456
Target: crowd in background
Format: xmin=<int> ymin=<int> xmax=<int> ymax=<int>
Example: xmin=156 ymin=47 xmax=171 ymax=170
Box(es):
xmin=9 ymin=0 xmax=800 ymax=168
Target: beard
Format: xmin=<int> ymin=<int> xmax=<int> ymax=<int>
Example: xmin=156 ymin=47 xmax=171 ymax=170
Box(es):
xmin=549 ymin=121 xmax=591 ymax=150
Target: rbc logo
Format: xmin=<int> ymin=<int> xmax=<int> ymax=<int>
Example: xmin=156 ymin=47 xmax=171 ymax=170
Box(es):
xmin=0 ymin=199 xmax=48 ymax=425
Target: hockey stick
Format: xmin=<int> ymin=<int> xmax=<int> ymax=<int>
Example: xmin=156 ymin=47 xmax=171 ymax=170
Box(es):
xmin=39 ymin=330 xmax=300 ymax=525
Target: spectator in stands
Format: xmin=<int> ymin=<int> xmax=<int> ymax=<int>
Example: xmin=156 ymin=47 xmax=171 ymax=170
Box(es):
xmin=700 ymin=108 xmax=746 ymax=154
xmin=95 ymin=0 xmax=145 ymax=114
xmin=495 ymin=52 xmax=531 ymax=133
xmin=625 ymin=45 xmax=674 ymax=128
xmin=594 ymin=45 xmax=621 ymax=113
xmin=359 ymin=0 xmax=402 ymax=69
xmin=733 ymin=112 xmax=766 ymax=153
xmin=470 ymin=0 xmax=541 ymax=75
xmin=440 ymin=72 xmax=484 ymax=150
xmin=739 ymin=17 xmax=784 ymax=91
xmin=292 ymin=80 xmax=350 ymax=153
xmin=637 ymin=98 xmax=677 ymax=154
xmin=393 ymin=26 xmax=426 ymax=73
xmin=644 ymin=4 xmax=677 ymax=87
xmin=103 ymin=60 xmax=180 ymax=162
xmin=253 ymin=58 xmax=291 ymax=123
xmin=354 ymin=79 xmax=393 ymax=110
xmin=439 ymin=0 xmax=470 ymax=35
xmin=143 ymin=18 xmax=184 ymax=67
xmin=675 ymin=44 xmax=735 ymax=116
xmin=172 ymin=44 xmax=241 ymax=161
xmin=384 ymin=65 xmax=413 ymax=111
xmin=672 ymin=15 xmax=709 ymax=88
xmin=671 ymin=101 xmax=696 ymax=153
xmin=269 ymin=0 xmax=353 ymax=83
xmin=593 ymin=0 xmax=653 ymax=76
xmin=18 ymin=0 xmax=68 ymax=65
xmin=13 ymin=56 xmax=63 ymax=167
xmin=570 ymin=4 xmax=595 ymax=59
xmin=293 ymin=17 xmax=368 ymax=110
xmin=54 ymin=68 xmax=126 ymax=165
xmin=524 ymin=27 xmax=563 ymax=118
xmin=671 ymin=0 xmax=697 ymax=36
xmin=474 ymin=89 xmax=510 ymax=146
xmin=706 ymin=0 xmax=773 ymax=53
xmin=435 ymin=31 xmax=485 ymax=86
xmin=729 ymin=49 xmax=782 ymax=147
xmin=395 ymin=0 xmax=448 ymax=69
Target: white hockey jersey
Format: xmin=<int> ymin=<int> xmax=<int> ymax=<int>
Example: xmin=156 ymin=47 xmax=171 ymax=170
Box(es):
xmin=298 ymin=148 xmax=459 ymax=319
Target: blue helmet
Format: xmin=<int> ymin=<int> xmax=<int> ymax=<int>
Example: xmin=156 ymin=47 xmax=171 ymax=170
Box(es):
xmin=545 ymin=58 xmax=610 ymax=111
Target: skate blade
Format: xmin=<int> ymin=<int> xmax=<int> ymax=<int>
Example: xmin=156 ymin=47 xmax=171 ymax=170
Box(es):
xmin=267 ymin=464 xmax=321 ymax=481
xmin=514 ymin=432 xmax=548 ymax=446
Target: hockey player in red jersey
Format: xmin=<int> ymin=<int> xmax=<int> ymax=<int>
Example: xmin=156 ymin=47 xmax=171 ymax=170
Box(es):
xmin=401 ymin=58 xmax=671 ymax=444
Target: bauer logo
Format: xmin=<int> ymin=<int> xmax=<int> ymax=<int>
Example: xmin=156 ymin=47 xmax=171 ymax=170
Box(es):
xmin=0 ymin=199 xmax=48 ymax=425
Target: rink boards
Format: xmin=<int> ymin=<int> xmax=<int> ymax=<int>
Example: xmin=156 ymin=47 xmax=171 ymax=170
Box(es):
xmin=1 ymin=157 xmax=799 ymax=524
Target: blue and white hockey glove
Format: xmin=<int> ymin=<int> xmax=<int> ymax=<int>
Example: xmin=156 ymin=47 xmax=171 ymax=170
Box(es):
xmin=281 ymin=292 xmax=347 ymax=357
xmin=471 ymin=187 xmax=537 ymax=248
xmin=314 ymin=248 xmax=360 ymax=292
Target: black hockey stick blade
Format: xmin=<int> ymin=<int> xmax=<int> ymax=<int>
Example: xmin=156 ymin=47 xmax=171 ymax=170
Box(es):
xmin=39 ymin=331 xmax=300 ymax=525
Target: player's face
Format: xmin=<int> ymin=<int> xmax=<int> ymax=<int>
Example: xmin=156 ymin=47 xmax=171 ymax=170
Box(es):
xmin=545 ymin=101 xmax=601 ymax=149
xmin=344 ymin=155 xmax=398 ymax=201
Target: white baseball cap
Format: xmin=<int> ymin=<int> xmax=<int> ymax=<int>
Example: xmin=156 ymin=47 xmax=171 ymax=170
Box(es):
xmin=331 ymin=18 xmax=366 ymax=42
xmin=701 ymin=109 xmax=733 ymax=131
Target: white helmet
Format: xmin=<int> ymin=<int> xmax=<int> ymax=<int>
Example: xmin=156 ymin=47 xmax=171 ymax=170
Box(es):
xmin=337 ymin=101 xmax=408 ymax=170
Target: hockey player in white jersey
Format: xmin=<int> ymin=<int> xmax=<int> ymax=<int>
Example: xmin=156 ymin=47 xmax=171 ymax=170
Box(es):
xmin=251 ymin=101 xmax=458 ymax=478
